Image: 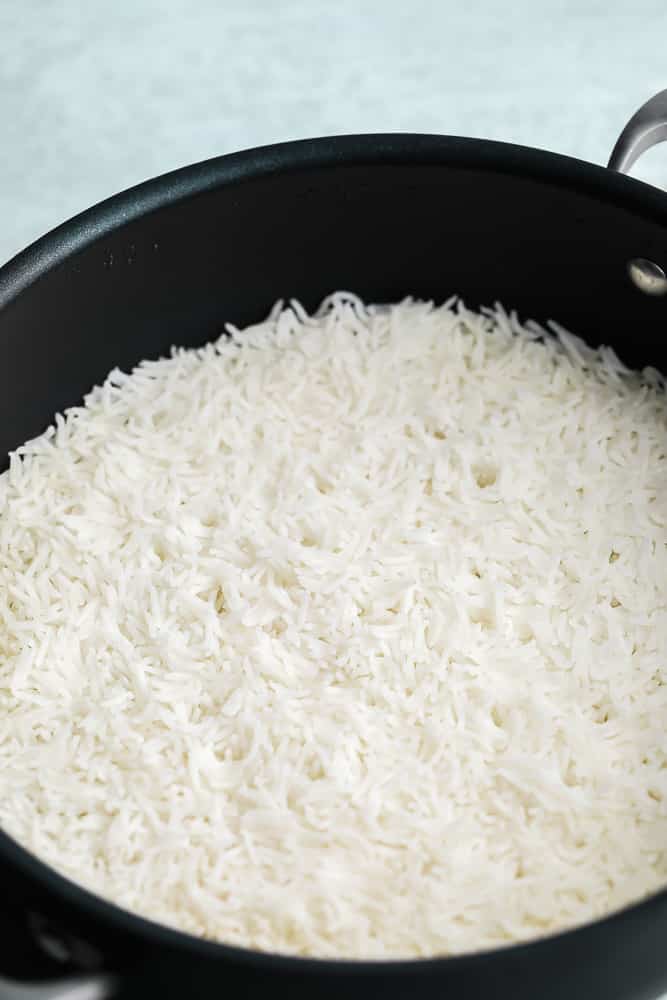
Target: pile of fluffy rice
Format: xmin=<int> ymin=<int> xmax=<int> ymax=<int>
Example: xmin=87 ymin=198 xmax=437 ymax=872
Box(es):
xmin=1 ymin=293 xmax=666 ymax=959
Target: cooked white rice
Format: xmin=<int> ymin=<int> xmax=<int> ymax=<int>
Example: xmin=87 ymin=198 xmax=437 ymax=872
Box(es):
xmin=1 ymin=293 xmax=666 ymax=959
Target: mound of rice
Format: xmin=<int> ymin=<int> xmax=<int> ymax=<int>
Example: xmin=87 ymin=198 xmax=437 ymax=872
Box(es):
xmin=1 ymin=293 xmax=666 ymax=958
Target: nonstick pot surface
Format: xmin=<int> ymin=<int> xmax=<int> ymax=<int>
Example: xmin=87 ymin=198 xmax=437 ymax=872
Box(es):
xmin=1 ymin=134 xmax=667 ymax=999
xmin=2 ymin=133 xmax=667 ymax=465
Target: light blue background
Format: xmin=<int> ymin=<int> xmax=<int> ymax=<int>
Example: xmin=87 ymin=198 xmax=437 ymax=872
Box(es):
xmin=1 ymin=0 xmax=666 ymax=266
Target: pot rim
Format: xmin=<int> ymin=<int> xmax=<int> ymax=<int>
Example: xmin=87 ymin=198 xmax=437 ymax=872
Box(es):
xmin=2 ymin=131 xmax=667 ymax=311
xmin=2 ymin=814 xmax=666 ymax=973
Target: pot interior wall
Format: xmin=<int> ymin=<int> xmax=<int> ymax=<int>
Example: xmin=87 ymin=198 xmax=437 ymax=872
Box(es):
xmin=1 ymin=153 xmax=667 ymax=467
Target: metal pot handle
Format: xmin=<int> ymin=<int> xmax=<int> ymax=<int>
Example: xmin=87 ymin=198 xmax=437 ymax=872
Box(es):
xmin=608 ymin=89 xmax=667 ymax=174
xmin=606 ymin=89 xmax=667 ymax=296
xmin=0 ymin=905 xmax=116 ymax=1000
xmin=0 ymin=975 xmax=112 ymax=1000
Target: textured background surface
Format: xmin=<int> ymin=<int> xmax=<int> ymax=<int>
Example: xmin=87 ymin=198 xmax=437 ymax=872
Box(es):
xmin=1 ymin=0 xmax=667 ymax=266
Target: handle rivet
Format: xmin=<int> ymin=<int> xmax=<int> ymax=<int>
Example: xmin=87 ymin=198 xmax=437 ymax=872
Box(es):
xmin=627 ymin=257 xmax=667 ymax=296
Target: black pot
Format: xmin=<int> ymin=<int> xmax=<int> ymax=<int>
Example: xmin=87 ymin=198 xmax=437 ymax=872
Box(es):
xmin=1 ymin=92 xmax=667 ymax=1000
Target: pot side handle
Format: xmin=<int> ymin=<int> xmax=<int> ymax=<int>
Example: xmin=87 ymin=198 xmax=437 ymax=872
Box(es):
xmin=608 ymin=89 xmax=667 ymax=174
xmin=0 ymin=975 xmax=112 ymax=1000
xmin=0 ymin=905 xmax=116 ymax=1000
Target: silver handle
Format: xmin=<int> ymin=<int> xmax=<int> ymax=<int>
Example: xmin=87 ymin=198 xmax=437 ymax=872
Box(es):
xmin=0 ymin=975 xmax=113 ymax=1000
xmin=0 ymin=908 xmax=117 ymax=1000
xmin=608 ymin=89 xmax=667 ymax=174
xmin=608 ymin=89 xmax=667 ymax=296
